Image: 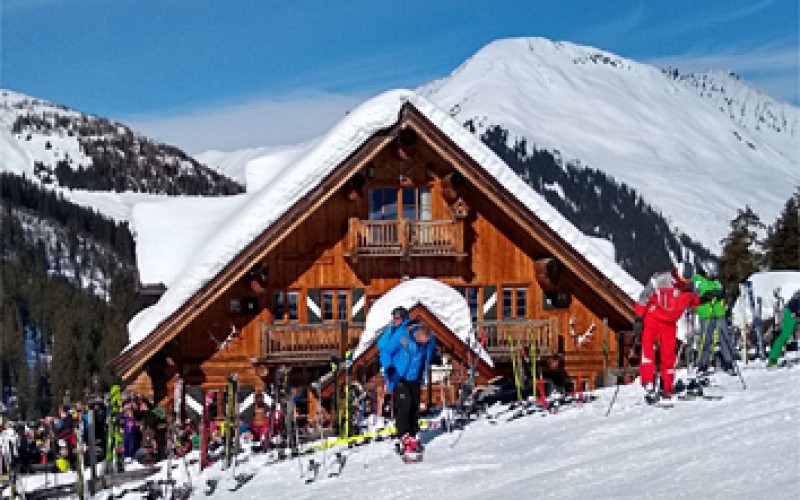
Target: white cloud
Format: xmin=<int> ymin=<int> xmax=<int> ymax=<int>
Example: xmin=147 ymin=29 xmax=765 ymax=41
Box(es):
xmin=124 ymin=92 xmax=367 ymax=154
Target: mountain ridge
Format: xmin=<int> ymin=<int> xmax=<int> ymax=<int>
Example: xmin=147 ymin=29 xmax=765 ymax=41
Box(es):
xmin=418 ymin=37 xmax=798 ymax=253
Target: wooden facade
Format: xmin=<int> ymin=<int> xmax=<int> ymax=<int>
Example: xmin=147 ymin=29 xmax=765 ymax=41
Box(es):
xmin=110 ymin=101 xmax=636 ymax=425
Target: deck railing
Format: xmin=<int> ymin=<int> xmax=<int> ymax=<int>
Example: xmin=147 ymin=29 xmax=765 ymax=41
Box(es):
xmin=260 ymin=322 xmax=364 ymax=364
xmin=478 ymin=318 xmax=558 ymax=359
xmin=346 ymin=218 xmax=465 ymax=258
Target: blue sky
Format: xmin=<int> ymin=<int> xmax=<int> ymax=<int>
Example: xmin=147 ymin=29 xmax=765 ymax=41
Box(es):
xmin=3 ymin=0 xmax=797 ymax=152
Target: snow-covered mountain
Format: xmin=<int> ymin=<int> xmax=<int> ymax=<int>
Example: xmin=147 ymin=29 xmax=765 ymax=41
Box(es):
xmin=0 ymin=89 xmax=243 ymax=199
xmin=417 ymin=37 xmax=798 ymax=253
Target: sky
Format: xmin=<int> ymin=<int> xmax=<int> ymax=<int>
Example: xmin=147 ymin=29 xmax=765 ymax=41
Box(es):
xmin=2 ymin=0 xmax=797 ymax=153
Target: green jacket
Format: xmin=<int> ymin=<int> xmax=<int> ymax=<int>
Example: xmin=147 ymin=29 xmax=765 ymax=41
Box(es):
xmin=692 ymin=274 xmax=726 ymax=318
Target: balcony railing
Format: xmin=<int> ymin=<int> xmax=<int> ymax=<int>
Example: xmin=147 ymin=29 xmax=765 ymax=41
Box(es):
xmin=259 ymin=322 xmax=364 ymax=365
xmin=478 ymin=318 xmax=558 ymax=360
xmin=345 ymin=218 xmax=466 ymax=259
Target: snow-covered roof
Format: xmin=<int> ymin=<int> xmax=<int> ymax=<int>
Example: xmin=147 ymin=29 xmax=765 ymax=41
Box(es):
xmin=354 ymin=278 xmax=493 ymax=366
xmin=126 ymin=89 xmax=642 ymax=353
xmin=131 ymin=194 xmax=252 ymax=287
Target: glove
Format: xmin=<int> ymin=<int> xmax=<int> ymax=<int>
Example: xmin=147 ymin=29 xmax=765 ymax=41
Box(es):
xmin=632 ymin=316 xmax=644 ymax=337
xmin=385 ymin=366 xmax=396 ymax=377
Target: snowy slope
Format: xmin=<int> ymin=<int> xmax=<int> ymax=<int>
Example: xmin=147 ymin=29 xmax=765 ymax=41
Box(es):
xmin=0 ymin=89 xmax=92 ymax=177
xmin=0 ymin=89 xmax=242 ymax=224
xmin=28 ymin=366 xmax=793 ymax=500
xmin=419 ymin=38 xmax=799 ymax=253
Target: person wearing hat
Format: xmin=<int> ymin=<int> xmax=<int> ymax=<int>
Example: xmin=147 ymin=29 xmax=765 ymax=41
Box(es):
xmin=378 ymin=306 xmax=411 ymax=353
xmin=379 ymin=320 xmax=436 ymax=458
xmin=634 ymin=265 xmax=699 ymax=404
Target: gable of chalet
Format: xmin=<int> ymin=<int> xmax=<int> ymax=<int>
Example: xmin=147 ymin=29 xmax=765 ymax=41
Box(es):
xmin=110 ymin=90 xmax=639 ymax=381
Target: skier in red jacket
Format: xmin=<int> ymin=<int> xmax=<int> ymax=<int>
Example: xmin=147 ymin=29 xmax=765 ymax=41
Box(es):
xmin=634 ymin=265 xmax=699 ymax=403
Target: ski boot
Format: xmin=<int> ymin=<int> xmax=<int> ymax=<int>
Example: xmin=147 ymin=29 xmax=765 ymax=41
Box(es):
xmin=644 ymin=384 xmax=659 ymax=405
xmin=400 ymin=433 xmax=423 ymax=463
xmin=686 ymin=379 xmax=703 ymax=397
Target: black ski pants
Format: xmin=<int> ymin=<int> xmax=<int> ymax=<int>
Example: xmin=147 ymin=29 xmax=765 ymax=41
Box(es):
xmin=394 ymin=380 xmax=421 ymax=438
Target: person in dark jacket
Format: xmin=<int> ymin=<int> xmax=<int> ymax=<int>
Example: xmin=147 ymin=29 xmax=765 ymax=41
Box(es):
xmin=379 ymin=320 xmax=436 ymax=455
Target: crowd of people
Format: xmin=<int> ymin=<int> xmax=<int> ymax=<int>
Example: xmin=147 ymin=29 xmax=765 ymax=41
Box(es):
xmin=634 ymin=261 xmax=799 ymax=404
xmin=0 ymin=393 xmax=200 ymax=476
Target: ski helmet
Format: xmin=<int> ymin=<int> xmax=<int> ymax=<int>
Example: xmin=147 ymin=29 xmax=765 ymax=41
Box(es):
xmin=700 ymin=260 xmax=719 ymax=279
xmin=391 ymin=306 xmax=409 ymax=320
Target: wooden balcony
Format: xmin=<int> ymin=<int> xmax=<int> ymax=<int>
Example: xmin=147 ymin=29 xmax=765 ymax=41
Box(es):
xmin=345 ymin=218 xmax=466 ymax=260
xmin=479 ymin=318 xmax=559 ymax=361
xmin=258 ymin=322 xmax=364 ymax=366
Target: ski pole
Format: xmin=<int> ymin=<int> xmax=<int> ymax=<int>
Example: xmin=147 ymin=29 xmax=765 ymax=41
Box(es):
xmin=604 ymin=382 xmax=620 ymax=418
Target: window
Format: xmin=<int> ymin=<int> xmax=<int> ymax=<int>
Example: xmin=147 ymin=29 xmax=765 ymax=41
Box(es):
xmin=502 ymin=288 xmax=513 ymax=319
xmin=457 ymin=287 xmax=480 ymax=323
xmin=273 ymin=290 xmax=299 ymax=321
xmin=502 ymin=286 xmax=528 ymax=319
xmin=322 ymin=290 xmax=350 ymax=322
xmin=287 ymin=291 xmax=299 ymax=320
xmin=337 ymin=291 xmax=349 ymax=321
xmin=273 ymin=291 xmax=284 ymax=320
xmin=370 ymin=187 xmax=431 ymax=221
xmin=322 ymin=291 xmax=334 ymax=321
xmin=516 ymin=288 xmax=527 ymax=318
xmin=402 ymin=187 xmax=432 ymax=220
xmin=369 ymin=188 xmax=398 ymax=220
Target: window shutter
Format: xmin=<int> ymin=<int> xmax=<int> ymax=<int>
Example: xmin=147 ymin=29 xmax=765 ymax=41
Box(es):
xmin=482 ymin=285 xmax=497 ymax=320
xmin=307 ymin=289 xmax=321 ymax=323
xmin=238 ymin=385 xmax=255 ymax=422
xmin=351 ymin=287 xmax=366 ymax=322
xmin=185 ymin=385 xmax=204 ymax=421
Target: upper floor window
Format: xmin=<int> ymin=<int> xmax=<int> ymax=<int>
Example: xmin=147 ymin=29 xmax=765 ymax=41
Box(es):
xmin=273 ymin=290 xmax=299 ymax=322
xmin=322 ymin=290 xmax=350 ymax=322
xmin=502 ymin=286 xmax=528 ymax=319
xmin=369 ymin=187 xmax=431 ymax=221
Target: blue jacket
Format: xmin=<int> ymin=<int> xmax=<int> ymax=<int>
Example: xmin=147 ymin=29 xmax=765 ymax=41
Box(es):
xmin=376 ymin=318 xmax=412 ymax=360
xmin=379 ymin=323 xmax=436 ymax=392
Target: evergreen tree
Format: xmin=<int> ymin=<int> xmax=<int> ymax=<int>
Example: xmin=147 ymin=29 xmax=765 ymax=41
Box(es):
xmin=719 ymin=205 xmax=764 ymax=292
xmin=764 ymin=188 xmax=799 ymax=270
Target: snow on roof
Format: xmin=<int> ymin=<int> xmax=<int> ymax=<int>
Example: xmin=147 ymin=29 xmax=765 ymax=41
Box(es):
xmin=354 ymin=278 xmax=493 ymax=366
xmin=731 ymin=271 xmax=800 ymax=328
xmin=131 ymin=194 xmax=253 ymax=287
xmin=126 ymin=89 xmax=642 ymax=352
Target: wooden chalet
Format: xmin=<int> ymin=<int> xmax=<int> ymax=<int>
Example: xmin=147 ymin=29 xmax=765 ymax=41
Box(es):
xmin=110 ymin=91 xmax=639 ymax=427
